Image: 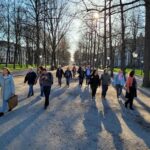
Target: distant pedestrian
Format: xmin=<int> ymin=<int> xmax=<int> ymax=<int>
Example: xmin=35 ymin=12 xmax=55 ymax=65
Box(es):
xmin=77 ymin=66 xmax=85 ymax=87
xmin=41 ymin=68 xmax=53 ymax=109
xmin=85 ymin=65 xmax=91 ymax=85
xmin=0 ymin=67 xmax=15 ymax=117
xmin=24 ymin=68 xmax=37 ymax=98
xmin=56 ymin=66 xmax=64 ymax=87
xmin=90 ymin=70 xmax=101 ymax=100
xmin=100 ymin=68 xmax=111 ymax=99
xmin=114 ymin=69 xmax=126 ymax=100
xmin=64 ymin=67 xmax=72 ymax=87
xmin=125 ymin=70 xmax=137 ymax=110
xmin=72 ymin=64 xmax=77 ymax=78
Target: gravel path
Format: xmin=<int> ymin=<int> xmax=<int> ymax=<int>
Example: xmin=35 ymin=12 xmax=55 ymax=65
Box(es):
xmin=0 ymin=75 xmax=150 ymax=150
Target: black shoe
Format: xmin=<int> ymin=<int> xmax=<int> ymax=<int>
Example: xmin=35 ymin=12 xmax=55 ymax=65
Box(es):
xmin=0 ymin=112 xmax=4 ymax=117
xmin=130 ymin=107 xmax=134 ymax=110
xmin=44 ymin=105 xmax=49 ymax=110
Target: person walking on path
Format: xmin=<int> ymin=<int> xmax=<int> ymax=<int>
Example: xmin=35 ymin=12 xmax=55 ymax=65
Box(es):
xmin=37 ymin=66 xmax=44 ymax=97
xmin=85 ymin=65 xmax=91 ymax=85
xmin=77 ymin=66 xmax=85 ymax=87
xmin=24 ymin=68 xmax=37 ymax=98
xmin=64 ymin=67 xmax=72 ymax=88
xmin=90 ymin=70 xmax=101 ymax=100
xmin=125 ymin=70 xmax=137 ymax=110
xmin=100 ymin=68 xmax=111 ymax=99
xmin=72 ymin=64 xmax=77 ymax=78
xmin=0 ymin=67 xmax=15 ymax=117
xmin=56 ymin=66 xmax=64 ymax=87
xmin=41 ymin=68 xmax=53 ymax=109
xmin=114 ymin=69 xmax=126 ymax=100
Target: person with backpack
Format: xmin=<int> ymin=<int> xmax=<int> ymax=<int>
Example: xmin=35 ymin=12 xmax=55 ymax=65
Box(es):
xmin=90 ymin=70 xmax=101 ymax=100
xmin=64 ymin=67 xmax=72 ymax=87
xmin=77 ymin=66 xmax=85 ymax=87
xmin=24 ymin=68 xmax=37 ymax=98
xmin=114 ymin=69 xmax=126 ymax=100
xmin=100 ymin=68 xmax=111 ymax=99
xmin=85 ymin=65 xmax=91 ymax=85
xmin=0 ymin=67 xmax=15 ymax=117
xmin=125 ymin=70 xmax=137 ymax=110
xmin=41 ymin=68 xmax=53 ymax=109
xmin=56 ymin=66 xmax=64 ymax=87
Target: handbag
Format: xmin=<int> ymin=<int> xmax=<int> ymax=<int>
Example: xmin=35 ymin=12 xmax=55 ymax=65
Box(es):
xmin=8 ymin=95 xmax=18 ymax=111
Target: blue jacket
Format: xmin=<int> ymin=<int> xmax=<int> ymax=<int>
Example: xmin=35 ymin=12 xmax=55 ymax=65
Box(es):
xmin=114 ymin=74 xmax=125 ymax=86
xmin=0 ymin=74 xmax=15 ymax=101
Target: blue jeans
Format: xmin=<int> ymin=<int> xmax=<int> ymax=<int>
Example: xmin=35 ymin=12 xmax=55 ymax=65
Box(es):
xmin=40 ymin=84 xmax=44 ymax=96
xmin=116 ymin=84 xmax=123 ymax=98
xmin=0 ymin=99 xmax=8 ymax=113
xmin=28 ymin=84 xmax=34 ymax=97
xmin=66 ymin=78 xmax=70 ymax=86
xmin=102 ymin=85 xmax=108 ymax=97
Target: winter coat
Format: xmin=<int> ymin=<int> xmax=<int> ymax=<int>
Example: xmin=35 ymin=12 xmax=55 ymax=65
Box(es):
xmin=90 ymin=75 xmax=100 ymax=88
xmin=100 ymin=73 xmax=111 ymax=86
xmin=85 ymin=68 xmax=91 ymax=77
xmin=114 ymin=73 xmax=125 ymax=86
xmin=41 ymin=72 xmax=53 ymax=87
xmin=56 ymin=69 xmax=64 ymax=78
xmin=24 ymin=71 xmax=37 ymax=85
xmin=64 ymin=70 xmax=72 ymax=79
xmin=78 ymin=68 xmax=85 ymax=79
xmin=126 ymin=76 xmax=137 ymax=98
xmin=0 ymin=74 xmax=15 ymax=101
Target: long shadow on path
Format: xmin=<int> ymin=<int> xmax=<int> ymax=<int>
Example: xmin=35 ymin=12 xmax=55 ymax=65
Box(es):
xmin=101 ymin=99 xmax=124 ymax=150
xmin=82 ymin=100 xmax=101 ymax=150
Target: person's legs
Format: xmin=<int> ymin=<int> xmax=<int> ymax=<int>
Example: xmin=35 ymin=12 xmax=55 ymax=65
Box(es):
xmin=92 ymin=87 xmax=97 ymax=98
xmin=116 ymin=84 xmax=119 ymax=98
xmin=67 ymin=78 xmax=70 ymax=87
xmin=40 ymin=84 xmax=44 ymax=96
xmin=58 ymin=78 xmax=62 ymax=86
xmin=129 ymin=96 xmax=134 ymax=109
xmin=1 ymin=99 xmax=9 ymax=113
xmin=43 ymin=86 xmax=51 ymax=109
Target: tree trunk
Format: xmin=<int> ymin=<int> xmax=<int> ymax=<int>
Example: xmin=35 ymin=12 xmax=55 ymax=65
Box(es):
xmin=120 ymin=0 xmax=126 ymax=75
xmin=143 ymin=1 xmax=150 ymax=87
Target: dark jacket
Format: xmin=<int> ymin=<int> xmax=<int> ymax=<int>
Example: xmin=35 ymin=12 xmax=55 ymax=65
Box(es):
xmin=56 ymin=68 xmax=64 ymax=78
xmin=64 ymin=70 xmax=72 ymax=79
xmin=41 ymin=72 xmax=53 ymax=87
xmin=100 ymin=73 xmax=111 ymax=86
xmin=78 ymin=68 xmax=85 ymax=79
xmin=24 ymin=71 xmax=37 ymax=85
xmin=90 ymin=75 xmax=100 ymax=88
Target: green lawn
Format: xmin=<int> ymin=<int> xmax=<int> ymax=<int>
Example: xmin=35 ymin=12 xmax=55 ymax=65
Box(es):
xmin=0 ymin=64 xmax=36 ymax=72
xmin=114 ymin=68 xmax=143 ymax=77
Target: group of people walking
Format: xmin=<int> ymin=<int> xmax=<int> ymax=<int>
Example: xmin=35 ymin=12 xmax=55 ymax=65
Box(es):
xmin=0 ymin=65 xmax=137 ymax=117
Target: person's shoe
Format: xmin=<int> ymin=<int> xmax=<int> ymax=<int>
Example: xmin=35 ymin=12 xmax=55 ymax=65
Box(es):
xmin=8 ymin=108 xmax=12 ymax=112
xmin=130 ymin=107 xmax=134 ymax=110
xmin=0 ymin=112 xmax=4 ymax=117
xmin=125 ymin=103 xmax=128 ymax=108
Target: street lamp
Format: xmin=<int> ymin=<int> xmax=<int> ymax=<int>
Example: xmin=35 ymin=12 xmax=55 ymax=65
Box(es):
xmin=132 ymin=52 xmax=138 ymax=69
xmin=107 ymin=57 xmax=110 ymax=67
xmin=141 ymin=60 xmax=144 ymax=76
xmin=39 ymin=55 xmax=42 ymax=65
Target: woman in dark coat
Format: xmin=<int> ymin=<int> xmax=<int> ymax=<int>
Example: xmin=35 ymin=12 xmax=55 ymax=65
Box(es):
xmin=90 ymin=70 xmax=100 ymax=99
xmin=64 ymin=67 xmax=72 ymax=87
xmin=125 ymin=70 xmax=137 ymax=110
xmin=77 ymin=66 xmax=85 ymax=87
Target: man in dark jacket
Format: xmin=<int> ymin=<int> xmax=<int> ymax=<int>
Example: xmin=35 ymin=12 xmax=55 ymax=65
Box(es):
xmin=100 ymin=68 xmax=111 ymax=99
xmin=64 ymin=67 xmax=72 ymax=87
xmin=77 ymin=66 xmax=85 ymax=87
xmin=41 ymin=68 xmax=53 ymax=109
xmin=24 ymin=68 xmax=37 ymax=98
xmin=56 ymin=66 xmax=64 ymax=87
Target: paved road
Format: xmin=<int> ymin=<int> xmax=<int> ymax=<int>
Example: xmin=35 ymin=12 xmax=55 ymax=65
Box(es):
xmin=0 ymin=75 xmax=150 ymax=150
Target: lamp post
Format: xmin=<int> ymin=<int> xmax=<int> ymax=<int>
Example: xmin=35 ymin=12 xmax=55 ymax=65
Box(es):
xmin=39 ymin=55 xmax=42 ymax=65
xmin=107 ymin=56 xmax=110 ymax=67
xmin=94 ymin=58 xmax=97 ymax=68
xmin=141 ymin=60 xmax=144 ymax=76
xmin=132 ymin=52 xmax=138 ymax=70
